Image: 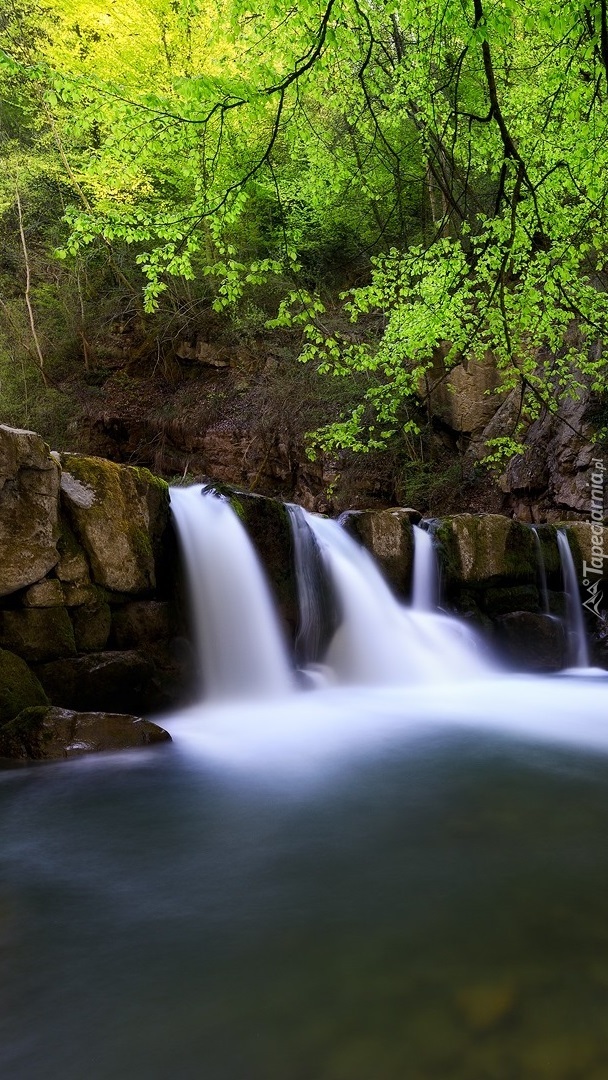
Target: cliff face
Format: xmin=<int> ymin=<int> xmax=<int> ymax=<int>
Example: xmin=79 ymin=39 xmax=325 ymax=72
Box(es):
xmin=65 ymin=328 xmax=605 ymax=524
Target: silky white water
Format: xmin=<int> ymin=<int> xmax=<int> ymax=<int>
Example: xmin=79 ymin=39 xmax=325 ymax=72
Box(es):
xmin=557 ymin=528 xmax=591 ymax=668
xmin=170 ymin=486 xmax=293 ymax=699
xmin=167 ymin=488 xmax=607 ymax=774
xmin=302 ymin=510 xmax=490 ymax=686
xmin=411 ymin=523 xmax=439 ymax=610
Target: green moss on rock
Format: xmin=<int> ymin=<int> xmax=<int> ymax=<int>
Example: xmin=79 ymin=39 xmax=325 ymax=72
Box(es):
xmin=0 ymin=648 xmax=48 ymax=724
xmin=0 ymin=608 xmax=76 ymax=663
xmin=435 ymin=514 xmax=537 ymax=586
xmin=59 ymin=454 xmax=170 ymax=594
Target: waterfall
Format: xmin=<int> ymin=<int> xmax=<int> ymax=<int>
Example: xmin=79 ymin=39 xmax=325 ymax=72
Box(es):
xmin=301 ymin=511 xmax=491 ymax=686
xmin=531 ymin=526 xmax=551 ymax=615
xmin=556 ymin=529 xmax=590 ymax=668
xmin=286 ymin=504 xmax=335 ymax=666
xmin=411 ymin=525 xmax=439 ymax=610
xmin=170 ymin=486 xmax=293 ymax=700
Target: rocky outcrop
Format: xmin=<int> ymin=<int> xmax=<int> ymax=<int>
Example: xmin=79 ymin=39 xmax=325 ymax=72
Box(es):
xmin=427 ymin=349 xmax=506 ymax=436
xmin=0 ymin=425 xmax=189 ymax=762
xmin=0 ymin=706 xmax=170 ymax=760
xmin=435 ymin=515 xmax=538 ymax=586
xmin=496 ymin=389 xmax=605 ymax=522
xmin=60 ymin=454 xmax=169 ymax=593
xmin=0 ymin=426 xmax=60 ymax=596
xmin=340 ymin=508 xmax=419 ymax=597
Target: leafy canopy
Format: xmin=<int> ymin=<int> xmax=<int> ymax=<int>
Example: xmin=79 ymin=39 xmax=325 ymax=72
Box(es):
xmin=3 ymin=0 xmax=608 ymax=459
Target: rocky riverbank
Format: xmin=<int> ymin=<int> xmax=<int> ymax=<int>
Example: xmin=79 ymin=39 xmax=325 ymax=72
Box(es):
xmin=0 ymin=424 xmax=605 ymax=762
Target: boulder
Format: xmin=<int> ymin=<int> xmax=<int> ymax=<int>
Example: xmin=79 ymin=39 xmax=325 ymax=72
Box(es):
xmin=0 ymin=608 xmax=76 ymax=663
xmin=0 ymin=648 xmax=48 ymax=724
xmin=22 ymin=578 xmax=64 ymax=607
xmin=59 ymin=454 xmax=169 ymax=594
xmin=340 ymin=508 xmax=417 ymax=596
xmin=36 ymin=650 xmax=157 ymax=714
xmin=0 ymin=706 xmax=170 ymax=760
xmin=427 ymin=349 xmax=506 ymax=434
xmin=0 ymin=425 xmax=60 ymax=596
xmin=435 ymin=514 xmax=537 ymax=586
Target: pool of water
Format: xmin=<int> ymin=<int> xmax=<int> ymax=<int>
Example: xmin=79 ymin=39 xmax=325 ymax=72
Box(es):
xmin=2 ymin=682 xmax=608 ymax=1079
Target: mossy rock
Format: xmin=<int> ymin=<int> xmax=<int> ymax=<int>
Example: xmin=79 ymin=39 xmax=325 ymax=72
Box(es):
xmin=561 ymin=522 xmax=608 ymax=584
xmin=0 ymin=648 xmax=48 ymax=724
xmin=340 ymin=508 xmax=417 ymax=597
xmin=0 ymin=425 xmax=61 ymax=597
xmin=0 ymin=706 xmax=170 ymax=760
xmin=482 ymin=584 xmax=540 ymax=617
xmin=435 ymin=514 xmax=537 ymax=587
xmin=59 ymin=454 xmax=170 ymax=594
xmin=0 ymin=608 xmax=76 ymax=663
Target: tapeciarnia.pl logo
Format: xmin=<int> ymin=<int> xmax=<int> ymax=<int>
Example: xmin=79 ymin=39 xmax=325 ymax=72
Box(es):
xmin=582 ymin=458 xmax=606 ymax=617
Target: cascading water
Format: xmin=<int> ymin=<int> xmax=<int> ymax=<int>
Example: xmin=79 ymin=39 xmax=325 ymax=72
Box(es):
xmin=557 ymin=529 xmax=590 ymax=668
xmin=301 ymin=511 xmax=491 ymax=686
xmin=170 ymin=486 xmax=293 ymax=700
xmin=531 ymin=526 xmax=551 ymax=616
xmin=411 ymin=524 xmax=439 ymax=610
xmin=286 ymin=503 xmax=334 ymax=666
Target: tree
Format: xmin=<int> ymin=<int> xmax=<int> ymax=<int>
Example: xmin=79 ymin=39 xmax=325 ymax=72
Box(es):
xmin=3 ymin=0 xmax=608 ymax=462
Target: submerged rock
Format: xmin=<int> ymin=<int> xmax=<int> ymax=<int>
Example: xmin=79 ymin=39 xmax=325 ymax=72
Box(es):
xmin=60 ymin=454 xmax=169 ymax=594
xmin=0 ymin=706 xmax=170 ymax=760
xmin=0 ymin=648 xmax=48 ymax=724
xmin=0 ymin=426 xmax=60 ymax=597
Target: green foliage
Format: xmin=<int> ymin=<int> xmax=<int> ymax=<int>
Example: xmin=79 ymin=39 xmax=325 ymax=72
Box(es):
xmin=2 ymin=0 xmax=608 ymax=465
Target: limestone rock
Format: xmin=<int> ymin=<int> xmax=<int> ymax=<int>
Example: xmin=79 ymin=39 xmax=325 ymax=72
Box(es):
xmin=0 ymin=648 xmax=48 ymax=724
xmin=427 ymin=349 xmax=506 ymax=434
xmin=0 ymin=608 xmax=76 ymax=663
xmin=0 ymin=706 xmax=170 ymax=760
xmin=340 ymin=508 xmax=417 ymax=597
xmin=36 ymin=650 xmax=157 ymax=714
xmin=0 ymin=425 xmax=60 ymax=596
xmin=436 ymin=513 xmax=537 ymax=585
xmin=60 ymin=454 xmax=169 ymax=594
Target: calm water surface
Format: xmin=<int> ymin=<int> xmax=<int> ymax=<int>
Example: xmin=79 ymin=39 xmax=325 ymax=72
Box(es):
xmin=2 ymin=694 xmax=608 ymax=1080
